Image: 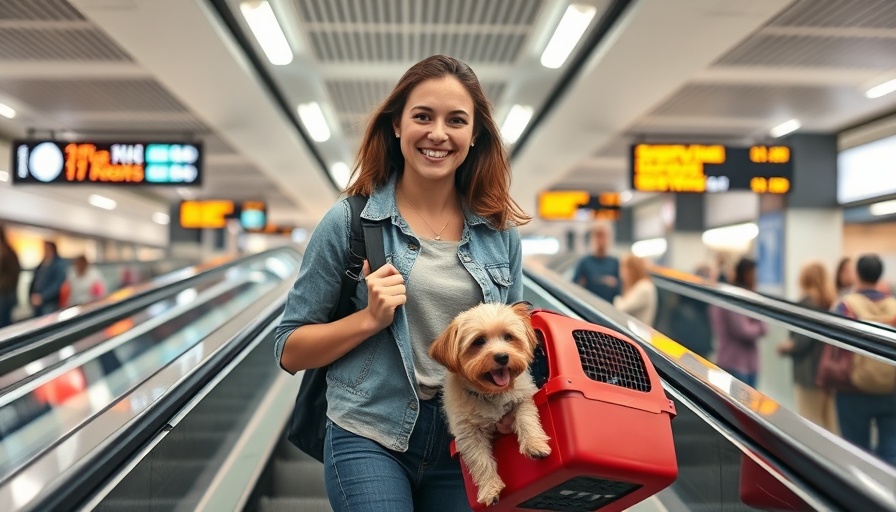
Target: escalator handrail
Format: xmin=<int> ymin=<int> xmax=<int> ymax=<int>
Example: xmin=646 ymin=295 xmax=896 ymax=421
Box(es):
xmin=524 ymin=263 xmax=896 ymax=512
xmin=0 ymin=247 xmax=299 ymax=366
xmin=650 ymin=266 xmax=896 ymax=364
xmin=6 ymin=273 xmax=294 ymax=512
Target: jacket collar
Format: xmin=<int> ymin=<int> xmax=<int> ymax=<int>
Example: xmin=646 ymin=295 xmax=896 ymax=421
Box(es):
xmin=361 ymin=172 xmax=489 ymax=227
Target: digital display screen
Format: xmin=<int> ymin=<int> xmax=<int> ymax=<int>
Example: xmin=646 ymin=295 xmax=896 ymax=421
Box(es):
xmin=630 ymin=144 xmax=792 ymax=194
xmin=179 ymin=200 xmax=267 ymax=230
xmin=538 ymin=190 xmax=621 ymax=221
xmin=12 ymin=140 xmax=202 ymax=186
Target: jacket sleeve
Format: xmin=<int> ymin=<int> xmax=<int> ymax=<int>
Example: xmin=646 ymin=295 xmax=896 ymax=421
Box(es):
xmin=727 ymin=311 xmax=767 ymax=344
xmin=274 ymin=200 xmax=352 ymax=366
xmin=41 ymin=261 xmax=68 ymax=302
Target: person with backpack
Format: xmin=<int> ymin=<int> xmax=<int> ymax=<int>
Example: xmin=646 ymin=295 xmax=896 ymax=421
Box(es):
xmin=274 ymin=55 xmax=529 ymax=511
xmin=831 ymin=254 xmax=896 ymax=465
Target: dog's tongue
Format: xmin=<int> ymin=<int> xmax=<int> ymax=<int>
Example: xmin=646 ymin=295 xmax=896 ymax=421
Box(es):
xmin=490 ymin=368 xmax=511 ymax=387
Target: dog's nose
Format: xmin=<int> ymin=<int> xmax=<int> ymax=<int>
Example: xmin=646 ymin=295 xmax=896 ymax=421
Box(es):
xmin=494 ymin=353 xmax=509 ymax=366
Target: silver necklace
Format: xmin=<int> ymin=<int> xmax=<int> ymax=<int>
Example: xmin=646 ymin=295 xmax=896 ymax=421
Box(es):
xmin=400 ymin=188 xmax=452 ymax=240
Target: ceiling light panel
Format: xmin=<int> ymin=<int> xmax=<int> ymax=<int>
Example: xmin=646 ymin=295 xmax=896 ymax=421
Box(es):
xmin=770 ymin=0 xmax=896 ymax=29
xmin=0 ymin=27 xmax=131 ymax=61
xmin=0 ymin=78 xmax=188 ymax=113
xmin=240 ymin=1 xmax=294 ymax=65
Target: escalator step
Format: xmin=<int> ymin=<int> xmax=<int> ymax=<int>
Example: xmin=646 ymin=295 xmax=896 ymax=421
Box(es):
xmin=272 ymin=460 xmax=328 ymax=498
xmin=258 ymin=496 xmax=332 ymax=512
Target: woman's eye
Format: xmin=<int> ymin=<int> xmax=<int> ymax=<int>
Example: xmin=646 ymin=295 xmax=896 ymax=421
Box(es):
xmin=413 ymin=113 xmax=429 ymax=121
xmin=472 ymin=337 xmax=486 ymax=347
xmin=450 ymin=118 xmax=467 ymax=125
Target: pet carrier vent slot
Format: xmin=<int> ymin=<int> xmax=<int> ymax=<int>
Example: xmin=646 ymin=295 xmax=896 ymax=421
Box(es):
xmin=517 ymin=475 xmax=642 ymax=511
xmin=572 ymin=330 xmax=651 ymax=392
xmin=531 ymin=329 xmax=549 ymax=389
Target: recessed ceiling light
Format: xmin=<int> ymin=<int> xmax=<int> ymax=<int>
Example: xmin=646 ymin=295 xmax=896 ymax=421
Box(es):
xmin=88 ymin=194 xmax=117 ymax=210
xmin=152 ymin=212 xmax=171 ymax=225
xmin=541 ymin=4 xmax=598 ymax=69
xmin=870 ymin=200 xmax=896 ymax=216
xmin=500 ymin=105 xmax=534 ymax=144
xmin=0 ymin=102 xmax=16 ymax=119
xmin=240 ymin=1 xmax=293 ymax=65
xmin=298 ymin=102 xmax=331 ymax=142
xmin=770 ymin=119 xmax=800 ymax=138
xmin=865 ymin=78 xmax=896 ymax=99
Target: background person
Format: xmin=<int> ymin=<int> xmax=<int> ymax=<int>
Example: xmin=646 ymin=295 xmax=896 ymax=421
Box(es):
xmin=65 ymin=255 xmax=107 ymax=307
xmin=29 ymin=241 xmax=67 ymax=317
xmin=274 ymin=55 xmax=529 ymax=512
xmin=0 ymin=226 xmax=21 ymax=328
xmin=708 ymin=257 xmax=767 ymax=387
xmin=572 ymin=221 xmax=620 ymax=303
xmin=776 ymin=261 xmax=838 ymax=432
xmin=613 ymin=254 xmax=657 ymax=326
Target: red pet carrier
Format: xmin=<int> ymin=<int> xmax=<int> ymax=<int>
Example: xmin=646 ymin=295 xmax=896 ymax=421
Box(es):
xmin=451 ymin=309 xmax=678 ymax=511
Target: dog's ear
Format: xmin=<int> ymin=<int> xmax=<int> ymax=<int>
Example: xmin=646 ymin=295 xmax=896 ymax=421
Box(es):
xmin=429 ymin=323 xmax=461 ymax=374
xmin=511 ymin=301 xmax=534 ymax=318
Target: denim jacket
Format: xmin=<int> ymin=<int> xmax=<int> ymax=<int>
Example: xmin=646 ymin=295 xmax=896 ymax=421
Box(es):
xmin=275 ymin=175 xmax=523 ymax=451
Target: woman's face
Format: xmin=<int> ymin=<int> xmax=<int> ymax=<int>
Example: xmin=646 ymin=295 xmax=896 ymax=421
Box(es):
xmin=394 ymin=76 xmax=475 ymax=184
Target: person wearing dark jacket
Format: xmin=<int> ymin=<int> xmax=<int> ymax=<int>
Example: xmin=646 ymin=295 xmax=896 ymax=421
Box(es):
xmin=777 ymin=261 xmax=838 ymax=433
xmin=0 ymin=227 xmax=21 ymax=328
xmin=29 ymin=241 xmax=67 ymax=317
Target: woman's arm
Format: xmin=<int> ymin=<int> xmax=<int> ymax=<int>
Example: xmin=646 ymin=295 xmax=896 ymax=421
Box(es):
xmin=613 ymin=279 xmax=649 ymax=317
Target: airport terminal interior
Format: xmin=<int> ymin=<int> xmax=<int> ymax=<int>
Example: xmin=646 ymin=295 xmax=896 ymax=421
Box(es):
xmin=2 ymin=0 xmax=896 ymax=510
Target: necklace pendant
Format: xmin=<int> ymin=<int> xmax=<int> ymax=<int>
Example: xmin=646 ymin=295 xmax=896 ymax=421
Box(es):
xmin=435 ymin=235 xmax=441 ymax=240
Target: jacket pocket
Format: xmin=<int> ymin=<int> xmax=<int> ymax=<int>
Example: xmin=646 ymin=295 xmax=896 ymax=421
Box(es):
xmin=485 ymin=262 xmax=513 ymax=288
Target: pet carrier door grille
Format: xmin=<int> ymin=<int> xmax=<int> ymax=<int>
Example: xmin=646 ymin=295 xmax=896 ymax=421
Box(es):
xmin=572 ymin=330 xmax=651 ymax=392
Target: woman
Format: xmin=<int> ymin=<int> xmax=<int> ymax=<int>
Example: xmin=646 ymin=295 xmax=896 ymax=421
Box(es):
xmin=708 ymin=257 xmax=767 ymax=388
xmin=613 ymin=254 xmax=657 ymax=326
xmin=776 ymin=261 xmax=838 ymax=432
xmin=65 ymin=255 xmax=106 ymax=306
xmin=275 ymin=55 xmax=529 ymax=511
xmin=835 ymin=257 xmax=855 ymax=297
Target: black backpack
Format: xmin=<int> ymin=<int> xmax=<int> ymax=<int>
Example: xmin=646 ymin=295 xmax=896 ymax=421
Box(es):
xmin=286 ymin=195 xmax=386 ymax=462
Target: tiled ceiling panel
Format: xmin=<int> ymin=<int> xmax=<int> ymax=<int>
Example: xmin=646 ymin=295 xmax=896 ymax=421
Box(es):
xmin=0 ymin=27 xmax=132 ymax=61
xmin=297 ymin=0 xmax=543 ymax=63
xmin=648 ymin=83 xmax=867 ymax=120
xmin=0 ymin=0 xmax=84 ymax=20
xmin=0 ymin=79 xmax=188 ymax=112
xmin=69 ymin=116 xmax=209 ymax=134
xmin=771 ymin=0 xmax=896 ymax=28
xmin=716 ymin=34 xmax=896 ymax=69
xmin=327 ymin=80 xmax=507 ymax=116
xmin=296 ymin=0 xmax=540 ymax=26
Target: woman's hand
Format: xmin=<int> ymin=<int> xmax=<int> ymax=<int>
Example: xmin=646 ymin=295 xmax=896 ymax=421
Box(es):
xmin=776 ymin=339 xmax=794 ymax=356
xmin=362 ymin=261 xmax=406 ymax=332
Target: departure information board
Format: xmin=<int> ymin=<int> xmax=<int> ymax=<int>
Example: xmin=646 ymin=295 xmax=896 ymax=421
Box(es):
xmin=630 ymin=144 xmax=792 ymax=194
xmin=12 ymin=140 xmax=202 ymax=186
xmin=179 ymin=200 xmax=267 ymax=230
xmin=538 ymin=190 xmax=621 ymax=221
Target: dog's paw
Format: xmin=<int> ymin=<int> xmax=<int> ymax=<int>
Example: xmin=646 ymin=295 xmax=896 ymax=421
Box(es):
xmin=521 ymin=439 xmax=552 ymax=459
xmin=476 ymin=479 xmax=505 ymax=506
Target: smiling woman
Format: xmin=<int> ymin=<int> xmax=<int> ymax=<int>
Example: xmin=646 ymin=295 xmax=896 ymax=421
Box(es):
xmin=274 ymin=55 xmax=531 ymax=512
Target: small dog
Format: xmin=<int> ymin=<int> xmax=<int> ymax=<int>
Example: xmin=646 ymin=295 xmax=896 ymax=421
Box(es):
xmin=430 ymin=302 xmax=552 ymax=506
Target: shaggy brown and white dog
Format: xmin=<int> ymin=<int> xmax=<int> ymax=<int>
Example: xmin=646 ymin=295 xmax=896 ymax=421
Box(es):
xmin=430 ymin=302 xmax=551 ymax=506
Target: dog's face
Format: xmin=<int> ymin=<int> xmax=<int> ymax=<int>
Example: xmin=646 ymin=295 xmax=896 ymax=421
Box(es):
xmin=430 ymin=302 xmax=538 ymax=394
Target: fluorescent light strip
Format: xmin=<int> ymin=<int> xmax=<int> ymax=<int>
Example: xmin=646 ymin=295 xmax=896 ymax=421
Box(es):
xmin=0 ymin=170 xmax=8 ymax=182
xmin=329 ymin=162 xmax=351 ymax=189
xmin=870 ymin=200 xmax=896 ymax=216
xmin=702 ymin=222 xmax=758 ymax=249
xmin=770 ymin=119 xmax=800 ymax=138
xmin=152 ymin=212 xmax=171 ymax=225
xmin=631 ymin=238 xmax=667 ymax=258
xmin=500 ymin=104 xmax=534 ymax=144
xmin=0 ymin=102 xmax=15 ymax=119
xmin=541 ymin=4 xmax=598 ymax=69
xmin=240 ymin=1 xmax=293 ymax=65
xmin=866 ymin=78 xmax=896 ymax=99
xmin=88 ymin=194 xmax=117 ymax=210
xmin=298 ymin=102 xmax=331 ymax=142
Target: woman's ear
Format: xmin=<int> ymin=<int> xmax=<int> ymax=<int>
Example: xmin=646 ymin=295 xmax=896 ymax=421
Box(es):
xmin=429 ymin=324 xmax=460 ymax=374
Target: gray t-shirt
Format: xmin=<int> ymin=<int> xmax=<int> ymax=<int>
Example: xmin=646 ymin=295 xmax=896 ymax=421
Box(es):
xmin=406 ymin=237 xmax=483 ymax=400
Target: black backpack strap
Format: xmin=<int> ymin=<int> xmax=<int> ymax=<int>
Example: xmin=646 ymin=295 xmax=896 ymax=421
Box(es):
xmin=333 ymin=195 xmax=385 ymax=320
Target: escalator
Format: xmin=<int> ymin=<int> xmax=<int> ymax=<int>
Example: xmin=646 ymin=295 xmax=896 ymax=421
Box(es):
xmin=1 ymin=248 xmax=895 ymax=511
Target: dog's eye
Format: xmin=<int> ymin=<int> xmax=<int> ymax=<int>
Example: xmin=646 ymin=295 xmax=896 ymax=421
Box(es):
xmin=472 ymin=337 xmax=486 ymax=347
xmin=502 ymin=333 xmax=513 ymax=341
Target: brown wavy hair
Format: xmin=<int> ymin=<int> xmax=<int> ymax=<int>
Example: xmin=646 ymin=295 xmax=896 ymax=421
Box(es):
xmin=344 ymin=55 xmax=530 ymax=228
xmin=799 ymin=261 xmax=836 ymax=310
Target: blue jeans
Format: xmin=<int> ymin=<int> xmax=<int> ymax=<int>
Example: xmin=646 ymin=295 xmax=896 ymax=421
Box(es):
xmin=836 ymin=391 xmax=896 ymax=466
xmin=324 ymin=398 xmax=471 ymax=512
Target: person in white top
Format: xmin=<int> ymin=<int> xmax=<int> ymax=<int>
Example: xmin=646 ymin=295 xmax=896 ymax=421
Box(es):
xmin=66 ymin=255 xmax=106 ymax=306
xmin=613 ymin=254 xmax=658 ymax=326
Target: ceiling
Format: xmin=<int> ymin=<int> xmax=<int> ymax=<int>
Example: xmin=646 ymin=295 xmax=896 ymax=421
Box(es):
xmin=1 ymin=0 xmax=896 ymax=238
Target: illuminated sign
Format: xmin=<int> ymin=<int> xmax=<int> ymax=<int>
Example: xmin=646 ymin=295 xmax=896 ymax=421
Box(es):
xmin=12 ymin=140 xmax=202 ymax=186
xmin=630 ymin=144 xmax=792 ymax=194
xmin=538 ymin=190 xmax=621 ymax=221
xmin=179 ymin=200 xmax=267 ymax=230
